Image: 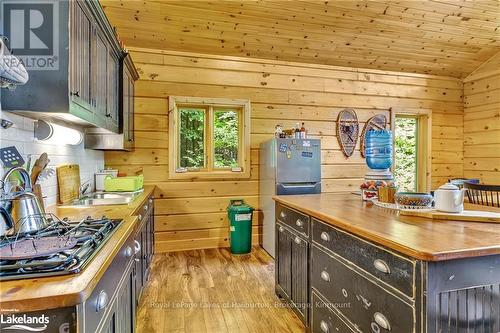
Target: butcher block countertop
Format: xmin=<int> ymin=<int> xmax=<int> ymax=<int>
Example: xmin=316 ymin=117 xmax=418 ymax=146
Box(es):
xmin=274 ymin=193 xmax=500 ymax=261
xmin=0 ymin=186 xmax=155 ymax=313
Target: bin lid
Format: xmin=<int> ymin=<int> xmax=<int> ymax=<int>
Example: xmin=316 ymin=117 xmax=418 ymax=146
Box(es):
xmin=227 ymin=199 xmax=254 ymax=212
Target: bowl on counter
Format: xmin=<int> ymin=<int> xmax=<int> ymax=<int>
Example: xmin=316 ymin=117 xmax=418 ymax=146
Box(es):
xmin=395 ymin=192 xmax=433 ymax=209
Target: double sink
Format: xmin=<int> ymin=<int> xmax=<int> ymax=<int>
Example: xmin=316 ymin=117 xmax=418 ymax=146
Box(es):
xmin=71 ymin=191 xmax=142 ymax=206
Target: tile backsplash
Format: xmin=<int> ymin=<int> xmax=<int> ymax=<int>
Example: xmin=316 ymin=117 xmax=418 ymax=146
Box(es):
xmin=0 ymin=111 xmax=104 ymax=207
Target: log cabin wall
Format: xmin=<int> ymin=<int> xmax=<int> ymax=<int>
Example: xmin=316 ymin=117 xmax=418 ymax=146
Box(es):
xmin=463 ymin=52 xmax=500 ymax=185
xmin=104 ymin=48 xmax=464 ymax=252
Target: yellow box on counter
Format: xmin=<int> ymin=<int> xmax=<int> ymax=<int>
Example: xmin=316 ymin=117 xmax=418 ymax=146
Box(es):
xmin=104 ymin=175 xmax=144 ymax=192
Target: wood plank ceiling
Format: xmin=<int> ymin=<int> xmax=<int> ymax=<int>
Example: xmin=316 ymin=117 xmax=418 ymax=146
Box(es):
xmin=101 ymin=0 xmax=500 ymax=78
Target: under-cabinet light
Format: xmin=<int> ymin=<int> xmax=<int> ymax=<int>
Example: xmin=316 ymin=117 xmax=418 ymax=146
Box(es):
xmin=34 ymin=120 xmax=83 ymax=146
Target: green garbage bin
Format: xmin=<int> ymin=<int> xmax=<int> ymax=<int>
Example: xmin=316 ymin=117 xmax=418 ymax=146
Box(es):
xmin=227 ymin=199 xmax=254 ymax=254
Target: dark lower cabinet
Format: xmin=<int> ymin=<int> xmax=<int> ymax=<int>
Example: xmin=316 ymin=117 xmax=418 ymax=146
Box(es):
xmin=276 ymin=222 xmax=309 ymax=324
xmin=275 ymin=202 xmax=500 ymax=333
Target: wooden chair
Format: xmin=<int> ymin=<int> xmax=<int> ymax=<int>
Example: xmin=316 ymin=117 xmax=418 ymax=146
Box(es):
xmin=463 ymin=182 xmax=500 ymax=208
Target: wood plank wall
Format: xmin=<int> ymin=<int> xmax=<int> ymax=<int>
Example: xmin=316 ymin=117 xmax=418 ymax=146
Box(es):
xmin=463 ymin=52 xmax=500 ymax=184
xmin=105 ymin=48 xmax=464 ymax=252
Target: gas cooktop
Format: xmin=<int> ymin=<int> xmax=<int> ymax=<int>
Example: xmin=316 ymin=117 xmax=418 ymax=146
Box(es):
xmin=0 ymin=215 xmax=121 ymax=280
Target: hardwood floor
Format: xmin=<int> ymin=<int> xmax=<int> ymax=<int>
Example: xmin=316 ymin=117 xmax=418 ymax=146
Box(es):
xmin=136 ymin=246 xmax=305 ymax=333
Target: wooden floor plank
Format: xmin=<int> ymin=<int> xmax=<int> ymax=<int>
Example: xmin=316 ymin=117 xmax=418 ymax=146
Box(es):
xmin=136 ymin=247 xmax=305 ymax=333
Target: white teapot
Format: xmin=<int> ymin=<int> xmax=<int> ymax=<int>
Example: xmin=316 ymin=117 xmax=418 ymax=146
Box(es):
xmin=434 ymin=183 xmax=466 ymax=213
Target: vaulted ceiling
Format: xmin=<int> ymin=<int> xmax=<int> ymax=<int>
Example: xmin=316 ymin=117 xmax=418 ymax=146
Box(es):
xmin=101 ymin=0 xmax=500 ymax=78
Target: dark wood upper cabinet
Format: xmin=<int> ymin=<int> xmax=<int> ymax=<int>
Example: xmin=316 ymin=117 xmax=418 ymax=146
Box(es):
xmin=1 ymin=0 xmax=125 ymax=135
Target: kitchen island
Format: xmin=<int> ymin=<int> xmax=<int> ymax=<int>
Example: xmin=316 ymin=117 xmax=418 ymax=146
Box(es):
xmin=0 ymin=186 xmax=155 ymax=333
xmin=273 ymin=193 xmax=500 ymax=333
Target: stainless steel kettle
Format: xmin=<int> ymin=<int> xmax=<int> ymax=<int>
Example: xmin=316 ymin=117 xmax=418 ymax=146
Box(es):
xmin=1 ymin=166 xmax=48 ymax=235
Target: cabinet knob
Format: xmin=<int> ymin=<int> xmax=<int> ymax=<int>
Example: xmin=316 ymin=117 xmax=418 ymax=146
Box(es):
xmin=373 ymin=312 xmax=391 ymax=330
xmin=320 ymin=231 xmax=330 ymax=242
xmin=279 ymin=211 xmax=286 ymax=219
xmin=125 ymin=246 xmax=133 ymax=258
xmin=279 ymin=226 xmax=284 ymax=233
xmin=373 ymin=259 xmax=391 ymax=274
xmin=295 ymin=219 xmax=304 ymax=227
xmin=294 ymin=236 xmax=301 ymax=244
xmin=144 ymin=205 xmax=148 ymax=211
xmin=149 ymin=198 xmax=153 ymax=204
xmin=105 ymin=113 xmax=112 ymax=118
xmin=71 ymin=91 xmax=80 ymax=97
xmin=319 ymin=320 xmax=329 ymax=333
xmin=320 ymin=270 xmax=330 ymax=282
xmin=96 ymin=290 xmax=109 ymax=312
xmin=139 ymin=214 xmax=143 ymax=220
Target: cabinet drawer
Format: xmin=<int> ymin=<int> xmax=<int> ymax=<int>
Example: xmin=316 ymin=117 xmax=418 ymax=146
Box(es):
xmin=312 ymin=219 xmax=414 ymax=298
xmin=312 ymin=245 xmax=414 ymax=333
xmin=312 ymin=291 xmax=356 ymax=333
xmin=276 ymin=203 xmax=309 ymax=237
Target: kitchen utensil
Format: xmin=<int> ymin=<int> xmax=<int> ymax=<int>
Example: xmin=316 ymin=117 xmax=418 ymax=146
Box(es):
xmin=434 ymin=182 xmax=465 ymax=213
xmin=35 ymin=167 xmax=56 ymax=183
xmin=32 ymin=183 xmax=45 ymax=211
xmin=0 ymin=236 xmax=78 ymax=260
xmin=57 ymin=164 xmax=81 ymax=204
xmin=5 ymin=191 xmax=48 ymax=234
xmin=30 ymin=152 xmax=50 ymax=184
xmin=0 ymin=146 xmax=24 ymax=168
xmin=395 ymin=192 xmax=433 ymax=208
xmin=399 ymin=209 xmax=500 ymax=223
xmin=25 ymin=154 xmax=32 ymax=173
xmin=0 ymin=206 xmax=14 ymax=237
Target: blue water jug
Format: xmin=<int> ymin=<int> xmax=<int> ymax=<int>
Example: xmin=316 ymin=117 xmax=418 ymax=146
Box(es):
xmin=365 ymin=130 xmax=393 ymax=170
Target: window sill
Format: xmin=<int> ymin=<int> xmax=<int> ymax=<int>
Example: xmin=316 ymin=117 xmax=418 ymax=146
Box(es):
xmin=168 ymin=170 xmax=250 ymax=180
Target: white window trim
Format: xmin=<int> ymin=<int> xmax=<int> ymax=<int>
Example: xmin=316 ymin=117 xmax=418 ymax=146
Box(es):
xmin=168 ymin=96 xmax=251 ymax=180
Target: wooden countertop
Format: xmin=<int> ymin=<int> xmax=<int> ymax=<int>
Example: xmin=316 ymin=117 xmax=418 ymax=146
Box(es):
xmin=273 ymin=193 xmax=500 ymax=261
xmin=0 ymin=186 xmax=155 ymax=313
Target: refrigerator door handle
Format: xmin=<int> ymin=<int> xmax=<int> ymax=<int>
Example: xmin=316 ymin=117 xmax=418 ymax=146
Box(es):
xmin=280 ymin=183 xmax=318 ymax=188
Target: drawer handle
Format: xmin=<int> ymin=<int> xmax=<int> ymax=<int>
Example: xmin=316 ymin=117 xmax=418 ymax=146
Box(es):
xmin=134 ymin=240 xmax=141 ymax=253
xmin=319 ymin=320 xmax=329 ymax=333
xmin=279 ymin=211 xmax=286 ymax=219
xmin=320 ymin=231 xmax=330 ymax=242
xmin=294 ymin=236 xmax=301 ymax=244
xmin=295 ymin=219 xmax=304 ymax=227
xmin=279 ymin=226 xmax=284 ymax=233
xmin=374 ymin=312 xmax=391 ymax=331
xmin=320 ymin=270 xmax=330 ymax=282
xmin=96 ymin=290 xmax=109 ymax=312
xmin=373 ymin=259 xmax=391 ymax=274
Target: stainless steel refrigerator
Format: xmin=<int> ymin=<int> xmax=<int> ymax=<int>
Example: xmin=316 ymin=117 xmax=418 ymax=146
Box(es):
xmin=260 ymin=138 xmax=321 ymax=258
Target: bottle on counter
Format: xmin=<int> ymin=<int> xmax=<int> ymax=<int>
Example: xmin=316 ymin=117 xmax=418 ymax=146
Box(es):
xmin=294 ymin=122 xmax=301 ymax=139
xmin=300 ymin=122 xmax=307 ymax=139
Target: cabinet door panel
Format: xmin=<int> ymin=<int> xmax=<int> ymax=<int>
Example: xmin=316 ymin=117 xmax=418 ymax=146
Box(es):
xmin=106 ymin=50 xmax=119 ymax=131
xmin=291 ymin=235 xmax=308 ymax=320
xmin=70 ymin=1 xmax=92 ymax=111
xmin=92 ymin=28 xmax=108 ymax=125
xmin=276 ymin=223 xmax=292 ymax=298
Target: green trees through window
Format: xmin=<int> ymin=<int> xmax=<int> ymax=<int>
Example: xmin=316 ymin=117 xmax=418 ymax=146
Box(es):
xmin=179 ymin=108 xmax=205 ymax=168
xmin=214 ymin=111 xmax=239 ymax=168
xmin=394 ymin=117 xmax=418 ymax=192
xmin=178 ymin=107 xmax=240 ymax=169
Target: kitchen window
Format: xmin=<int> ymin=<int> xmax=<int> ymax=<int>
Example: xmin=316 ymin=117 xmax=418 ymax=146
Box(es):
xmin=393 ymin=111 xmax=431 ymax=192
xmin=168 ymin=96 xmax=251 ymax=179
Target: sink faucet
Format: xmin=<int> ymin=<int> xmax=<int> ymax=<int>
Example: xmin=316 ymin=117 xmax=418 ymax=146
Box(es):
xmin=79 ymin=179 xmax=92 ymax=199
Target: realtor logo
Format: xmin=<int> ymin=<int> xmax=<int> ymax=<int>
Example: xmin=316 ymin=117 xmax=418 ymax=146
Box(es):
xmin=1 ymin=0 xmax=59 ymax=70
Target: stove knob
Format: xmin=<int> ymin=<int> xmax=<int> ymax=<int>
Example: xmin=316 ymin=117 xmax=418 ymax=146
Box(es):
xmin=125 ymin=246 xmax=133 ymax=258
xmin=96 ymin=290 xmax=109 ymax=311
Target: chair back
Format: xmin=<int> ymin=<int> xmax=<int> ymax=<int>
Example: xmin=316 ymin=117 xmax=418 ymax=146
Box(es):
xmin=463 ymin=182 xmax=500 ymax=207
